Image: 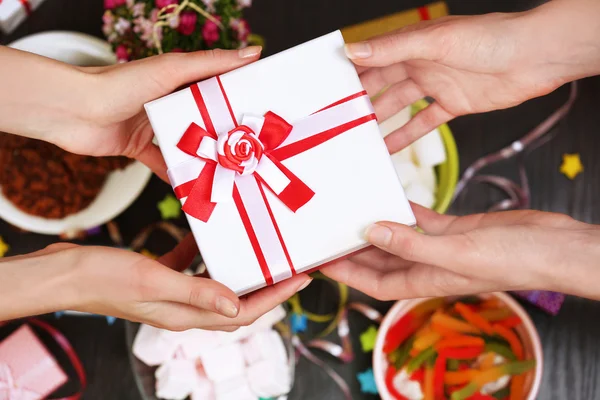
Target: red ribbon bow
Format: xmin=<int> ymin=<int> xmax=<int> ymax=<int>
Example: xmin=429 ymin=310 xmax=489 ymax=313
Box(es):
xmin=175 ymin=108 xmax=315 ymax=223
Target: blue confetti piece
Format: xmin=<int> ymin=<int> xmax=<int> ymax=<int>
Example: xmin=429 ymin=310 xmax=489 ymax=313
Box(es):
xmin=106 ymin=316 xmax=117 ymax=325
xmin=291 ymin=313 xmax=308 ymax=334
xmin=54 ymin=311 xmax=65 ymax=319
xmin=357 ymin=368 xmax=378 ymax=395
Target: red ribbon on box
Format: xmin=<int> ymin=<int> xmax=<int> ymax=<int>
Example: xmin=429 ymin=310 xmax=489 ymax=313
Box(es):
xmin=168 ymin=76 xmax=376 ymax=286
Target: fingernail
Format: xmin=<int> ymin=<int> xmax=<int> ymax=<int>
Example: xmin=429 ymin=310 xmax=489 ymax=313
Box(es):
xmin=216 ymin=296 xmax=239 ymax=318
xmin=297 ymin=278 xmax=313 ymax=292
xmin=344 ymin=42 xmax=372 ymax=59
xmin=365 ymin=224 xmax=392 ymax=247
xmin=239 ymin=46 xmax=262 ymax=59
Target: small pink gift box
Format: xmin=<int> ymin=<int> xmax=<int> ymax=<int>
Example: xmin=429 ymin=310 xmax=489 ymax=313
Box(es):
xmin=0 ymin=325 xmax=68 ymax=400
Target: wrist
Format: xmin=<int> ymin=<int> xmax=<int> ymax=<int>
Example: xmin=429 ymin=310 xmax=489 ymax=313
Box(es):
xmin=0 ymin=47 xmax=95 ymax=146
xmin=0 ymin=245 xmax=81 ymax=320
xmin=519 ymin=0 xmax=600 ymax=84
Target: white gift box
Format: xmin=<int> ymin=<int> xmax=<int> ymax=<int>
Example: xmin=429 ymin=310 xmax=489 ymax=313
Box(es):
xmin=145 ymin=30 xmax=415 ymax=295
xmin=0 ymin=0 xmax=44 ymax=34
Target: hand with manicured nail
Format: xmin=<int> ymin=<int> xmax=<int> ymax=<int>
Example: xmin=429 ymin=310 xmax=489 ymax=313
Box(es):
xmin=0 ymin=234 xmax=311 ymax=331
xmin=345 ymin=0 xmax=600 ymax=153
xmin=0 ymin=45 xmax=263 ymax=181
xmin=322 ymin=204 xmax=600 ymax=301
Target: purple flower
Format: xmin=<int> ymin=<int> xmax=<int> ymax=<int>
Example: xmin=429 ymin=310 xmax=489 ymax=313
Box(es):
xmin=178 ymin=11 xmax=197 ymax=36
xmin=230 ymin=18 xmax=250 ymax=42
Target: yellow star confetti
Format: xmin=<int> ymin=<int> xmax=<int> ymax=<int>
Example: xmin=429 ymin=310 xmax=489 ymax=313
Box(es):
xmin=157 ymin=194 xmax=182 ymax=220
xmin=0 ymin=236 xmax=8 ymax=257
xmin=560 ymin=153 xmax=584 ymax=180
xmin=359 ymin=325 xmax=379 ymax=353
xmin=140 ymin=249 xmax=158 ymax=260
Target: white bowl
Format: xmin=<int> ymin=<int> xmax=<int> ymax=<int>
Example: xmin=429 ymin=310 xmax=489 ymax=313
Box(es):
xmin=0 ymin=31 xmax=152 ymax=235
xmin=373 ymin=292 xmax=543 ymax=400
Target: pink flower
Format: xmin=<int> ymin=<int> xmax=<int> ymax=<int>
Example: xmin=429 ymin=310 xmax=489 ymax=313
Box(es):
xmin=178 ymin=11 xmax=197 ymax=36
xmin=155 ymin=0 xmax=178 ymax=9
xmin=102 ymin=11 xmax=115 ymax=37
xmin=104 ymin=0 xmax=126 ymax=9
xmin=237 ymin=0 xmax=252 ymax=8
xmin=202 ymin=17 xmax=221 ymax=47
xmin=202 ymin=0 xmax=215 ymax=11
xmin=230 ymin=18 xmax=250 ymax=42
xmin=115 ymin=45 xmax=129 ymax=62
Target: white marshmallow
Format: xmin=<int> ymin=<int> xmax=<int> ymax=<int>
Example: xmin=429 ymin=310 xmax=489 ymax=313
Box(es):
xmin=199 ymin=342 xmax=246 ymax=382
xmin=214 ymin=376 xmax=257 ymax=400
xmin=133 ymin=324 xmax=179 ymax=366
xmin=392 ymin=160 xmax=419 ymax=188
xmin=412 ymin=128 xmax=446 ymax=167
xmin=214 ymin=305 xmax=287 ymax=345
xmin=417 ymin=165 xmax=437 ymax=194
xmin=247 ymin=358 xmax=292 ymax=398
xmin=190 ymin=371 xmax=216 ymax=400
xmin=162 ymin=329 xmax=221 ymax=359
xmin=242 ymin=329 xmax=288 ymax=365
xmin=155 ymin=359 xmax=199 ymax=400
xmin=379 ymin=107 xmax=411 ymax=137
xmin=405 ymin=182 xmax=436 ymax=209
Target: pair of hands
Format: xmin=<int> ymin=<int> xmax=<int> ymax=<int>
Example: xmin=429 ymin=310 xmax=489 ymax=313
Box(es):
xmin=5 ymin=2 xmax=598 ymax=330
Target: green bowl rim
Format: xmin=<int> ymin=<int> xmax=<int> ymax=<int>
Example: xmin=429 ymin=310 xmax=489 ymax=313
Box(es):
xmin=412 ymin=99 xmax=459 ymax=214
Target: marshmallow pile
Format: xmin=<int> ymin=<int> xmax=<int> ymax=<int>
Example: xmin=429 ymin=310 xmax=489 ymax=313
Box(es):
xmin=133 ymin=306 xmax=291 ymax=400
xmin=379 ymin=107 xmax=447 ymax=209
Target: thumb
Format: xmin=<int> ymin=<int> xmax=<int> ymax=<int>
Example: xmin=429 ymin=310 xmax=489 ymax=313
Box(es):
xmin=344 ymin=28 xmax=438 ymax=67
xmin=104 ymin=47 xmax=262 ymax=106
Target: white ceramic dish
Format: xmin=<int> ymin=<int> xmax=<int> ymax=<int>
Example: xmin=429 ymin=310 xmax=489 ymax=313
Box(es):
xmin=1 ymin=31 xmax=152 ymax=235
xmin=373 ymin=292 xmax=543 ymax=400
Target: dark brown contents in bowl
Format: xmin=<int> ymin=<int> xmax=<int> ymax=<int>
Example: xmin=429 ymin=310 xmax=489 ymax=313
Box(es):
xmin=0 ymin=134 xmax=132 ymax=219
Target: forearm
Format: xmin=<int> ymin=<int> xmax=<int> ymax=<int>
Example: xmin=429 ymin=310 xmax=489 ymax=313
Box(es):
xmin=0 ymin=249 xmax=79 ymax=320
xmin=0 ymin=46 xmax=92 ymax=144
xmin=522 ymin=0 xmax=600 ymax=83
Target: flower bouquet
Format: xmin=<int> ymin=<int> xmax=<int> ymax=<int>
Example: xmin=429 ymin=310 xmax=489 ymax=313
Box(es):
xmin=102 ymin=0 xmax=256 ymax=62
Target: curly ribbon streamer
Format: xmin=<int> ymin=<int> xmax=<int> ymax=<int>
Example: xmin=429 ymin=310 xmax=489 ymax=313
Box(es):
xmin=289 ymin=275 xmax=385 ymax=400
xmin=452 ymin=81 xmax=578 ymax=210
xmin=152 ymin=0 xmax=224 ymax=55
xmin=0 ymin=319 xmax=86 ymax=400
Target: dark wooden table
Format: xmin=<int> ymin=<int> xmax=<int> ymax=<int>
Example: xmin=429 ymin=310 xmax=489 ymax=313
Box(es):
xmin=2 ymin=0 xmax=600 ymax=399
